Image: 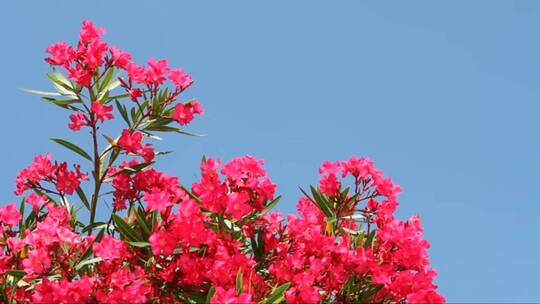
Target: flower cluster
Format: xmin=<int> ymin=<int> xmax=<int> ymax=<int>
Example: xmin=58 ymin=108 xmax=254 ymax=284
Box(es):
xmin=44 ymin=20 xmax=202 ymax=132
xmin=14 ymin=153 xmax=88 ymax=196
xmin=0 ymin=21 xmax=444 ymax=303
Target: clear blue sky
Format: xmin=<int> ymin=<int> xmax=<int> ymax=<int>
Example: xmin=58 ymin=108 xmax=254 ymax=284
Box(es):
xmin=1 ymin=1 xmax=539 ymax=302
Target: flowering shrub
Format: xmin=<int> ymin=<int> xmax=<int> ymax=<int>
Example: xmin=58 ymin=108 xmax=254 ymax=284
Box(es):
xmin=0 ymin=21 xmax=444 ymax=303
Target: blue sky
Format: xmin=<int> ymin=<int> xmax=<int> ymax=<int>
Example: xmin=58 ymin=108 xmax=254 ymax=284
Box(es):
xmin=1 ymin=1 xmax=539 ymax=302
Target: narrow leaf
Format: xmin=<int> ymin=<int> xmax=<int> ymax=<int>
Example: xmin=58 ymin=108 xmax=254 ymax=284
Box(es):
xmin=112 ymin=214 xmax=141 ymax=242
xmin=75 ymin=257 xmax=102 ymax=270
xmin=51 ymin=138 xmax=92 ymax=161
xmin=261 ymin=282 xmax=291 ymax=304
xmin=75 ymin=187 xmax=91 ymax=210
xmin=21 ymin=88 xmax=61 ymax=96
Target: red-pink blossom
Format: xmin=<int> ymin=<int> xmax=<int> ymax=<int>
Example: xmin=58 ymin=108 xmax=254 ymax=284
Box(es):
xmin=110 ymin=46 xmax=132 ymax=69
xmin=93 ymin=235 xmax=126 ymax=261
xmin=22 ymin=248 xmax=51 ymax=275
xmin=79 ymin=20 xmax=105 ymax=44
xmin=171 ymin=100 xmax=204 ymax=125
xmin=45 ymin=41 xmax=75 ymax=67
xmin=67 ymin=64 xmax=92 ymax=86
xmin=24 ymin=193 xmax=47 ymax=212
xmin=0 ymin=203 xmax=21 ymax=227
xmin=129 ymin=88 xmax=142 ymax=101
xmin=68 ymin=112 xmax=87 ymax=131
xmin=149 ymin=230 xmax=177 ymax=256
xmin=91 ymin=100 xmax=114 ymax=122
xmin=167 ymin=68 xmax=193 ymax=89
xmin=118 ymin=129 xmax=144 ymax=154
xmin=144 ymin=58 xmax=168 ymax=85
xmin=211 ymin=287 xmax=254 ymax=304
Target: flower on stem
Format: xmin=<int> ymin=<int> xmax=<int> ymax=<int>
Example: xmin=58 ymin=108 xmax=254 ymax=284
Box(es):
xmin=110 ymin=46 xmax=132 ymax=69
xmin=118 ymin=129 xmax=143 ymax=154
xmin=0 ymin=203 xmax=22 ymax=227
xmin=167 ymin=68 xmax=192 ymax=90
xmin=67 ymin=64 xmax=92 ymax=86
xmin=45 ymin=41 xmax=75 ymax=67
xmin=79 ymin=20 xmax=105 ymax=44
xmin=68 ymin=112 xmax=87 ymax=131
xmin=171 ymin=100 xmax=204 ymax=126
xmin=91 ymin=100 xmax=114 ymax=123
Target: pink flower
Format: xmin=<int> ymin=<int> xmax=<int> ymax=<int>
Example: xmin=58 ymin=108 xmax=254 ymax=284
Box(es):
xmin=149 ymin=230 xmax=177 ymax=256
xmin=319 ymin=160 xmax=341 ymax=175
xmin=129 ymin=88 xmax=142 ymax=101
xmin=68 ymin=112 xmax=87 ymax=131
xmin=93 ymin=235 xmax=126 ymax=261
xmin=110 ymin=46 xmax=132 ymax=69
xmin=144 ymin=189 xmax=172 ymax=212
xmin=67 ymin=64 xmax=92 ymax=86
xmin=0 ymin=203 xmax=21 ymax=227
xmin=15 ymin=153 xmax=54 ymax=195
xmin=319 ymin=173 xmax=340 ymax=196
xmin=167 ymin=68 xmax=192 ymax=89
xmin=22 ymin=248 xmax=51 ymax=275
xmin=340 ymin=156 xmax=374 ymax=179
xmin=407 ymin=289 xmax=445 ymax=303
xmin=211 ymin=287 xmax=253 ymax=304
xmin=79 ymin=20 xmax=105 ymax=44
xmin=6 ymin=237 xmax=24 ymax=254
xmin=45 ymin=41 xmax=75 ymax=67
xmin=82 ymin=39 xmax=108 ymax=69
xmin=56 ymin=163 xmax=87 ymax=195
xmin=25 ymin=193 xmax=47 ymax=212
xmin=139 ymin=144 xmax=155 ymax=163
xmin=224 ymin=192 xmax=251 ymax=220
xmin=171 ymin=101 xmax=204 ymax=125
xmin=118 ymin=129 xmax=144 ymax=154
xmin=91 ymin=100 xmax=114 ymax=122
xmin=125 ymin=62 xmax=146 ymax=83
xmin=144 ymin=58 xmax=168 ymax=85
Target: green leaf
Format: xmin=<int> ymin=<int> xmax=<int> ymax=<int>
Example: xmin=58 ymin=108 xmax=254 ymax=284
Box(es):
xmin=21 ymin=88 xmax=61 ymax=96
xmin=128 ymin=241 xmax=151 ymax=248
xmin=262 ymin=195 xmax=281 ymax=214
xmin=236 ymin=269 xmax=243 ymax=295
xmin=76 ymin=187 xmax=91 ymax=210
xmin=98 ymin=79 xmax=120 ymax=100
xmin=108 ymin=92 xmax=130 ymax=100
xmin=82 ymin=222 xmax=107 ymax=233
xmin=205 ymin=287 xmax=215 ymax=304
xmin=47 ymin=71 xmax=76 ymax=97
xmin=115 ymin=99 xmax=131 ymax=126
xmin=112 ymin=214 xmax=141 ymax=242
xmin=75 ymin=257 xmax=102 ymax=271
xmin=299 ymin=186 xmax=331 ymax=217
xmin=18 ymin=198 xmax=25 ymax=230
xmin=181 ymin=186 xmax=202 ymax=204
xmin=98 ymin=67 xmax=115 ymax=92
xmin=144 ymin=124 xmax=203 ymax=137
xmin=115 ymin=162 xmax=154 ymax=176
xmin=310 ymin=186 xmax=333 ymax=217
xmin=363 ymin=229 xmax=377 ymax=249
xmin=135 ymin=207 xmax=152 ymax=235
xmin=41 ymin=97 xmax=82 ymax=110
xmin=50 ymin=138 xmax=92 ymax=162
xmin=6 ymin=269 xmax=26 ymax=279
xmin=260 ymin=282 xmax=291 ymax=304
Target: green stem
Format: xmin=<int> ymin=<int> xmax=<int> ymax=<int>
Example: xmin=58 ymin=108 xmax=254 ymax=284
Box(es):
xmin=88 ymin=87 xmax=101 ymax=235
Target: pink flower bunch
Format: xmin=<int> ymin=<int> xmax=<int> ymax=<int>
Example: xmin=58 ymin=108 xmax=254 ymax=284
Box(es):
xmin=0 ymin=21 xmax=444 ymax=303
xmin=14 ymin=153 xmax=88 ymax=196
xmin=44 ymin=20 xmax=202 ymax=131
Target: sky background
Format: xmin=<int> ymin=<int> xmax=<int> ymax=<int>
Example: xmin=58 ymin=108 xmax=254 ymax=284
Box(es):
xmin=0 ymin=1 xmax=539 ymax=302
